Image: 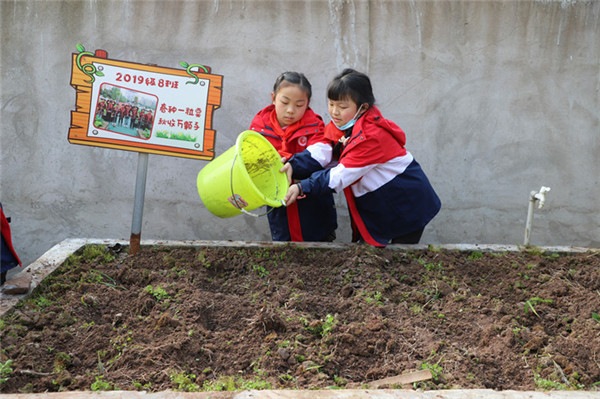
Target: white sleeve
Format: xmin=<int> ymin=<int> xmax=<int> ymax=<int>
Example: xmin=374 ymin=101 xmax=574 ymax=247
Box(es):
xmin=327 ymin=163 xmax=378 ymax=193
xmin=329 ymin=153 xmax=414 ymax=196
xmin=306 ymin=142 xmax=333 ymax=167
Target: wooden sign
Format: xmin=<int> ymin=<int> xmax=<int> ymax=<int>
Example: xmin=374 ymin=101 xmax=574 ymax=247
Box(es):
xmin=69 ymin=45 xmax=223 ymax=160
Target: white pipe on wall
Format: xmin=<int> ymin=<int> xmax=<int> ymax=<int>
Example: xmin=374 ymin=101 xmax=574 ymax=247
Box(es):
xmin=524 ymin=186 xmax=551 ymax=246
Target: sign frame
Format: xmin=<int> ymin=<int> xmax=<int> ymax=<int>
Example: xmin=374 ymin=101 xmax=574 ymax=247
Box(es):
xmin=69 ymin=47 xmax=223 ymax=160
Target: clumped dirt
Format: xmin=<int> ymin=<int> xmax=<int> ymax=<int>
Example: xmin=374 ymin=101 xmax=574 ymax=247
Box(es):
xmin=1 ymin=243 xmax=600 ymax=393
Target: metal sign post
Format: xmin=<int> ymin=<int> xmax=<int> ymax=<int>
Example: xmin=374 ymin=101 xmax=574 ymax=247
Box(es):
xmin=129 ymin=152 xmax=149 ymax=255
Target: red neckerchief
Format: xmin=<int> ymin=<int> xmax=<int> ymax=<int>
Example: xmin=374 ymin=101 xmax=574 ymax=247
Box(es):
xmin=324 ymin=122 xmax=344 ymax=143
xmin=268 ymin=109 xmax=304 ymax=160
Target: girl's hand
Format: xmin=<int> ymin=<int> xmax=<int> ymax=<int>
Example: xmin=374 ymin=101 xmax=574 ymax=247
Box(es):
xmin=284 ymin=183 xmax=300 ymax=206
xmin=280 ymin=161 xmax=293 ymax=185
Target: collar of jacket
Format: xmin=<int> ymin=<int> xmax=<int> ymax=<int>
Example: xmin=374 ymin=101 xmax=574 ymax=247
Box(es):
xmin=251 ymin=105 xmax=323 ymax=141
xmin=324 ymin=106 xmax=406 ymax=149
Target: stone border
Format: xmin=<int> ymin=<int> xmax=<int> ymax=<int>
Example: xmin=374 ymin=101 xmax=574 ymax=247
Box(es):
xmin=3 ymin=387 xmax=600 ymax=398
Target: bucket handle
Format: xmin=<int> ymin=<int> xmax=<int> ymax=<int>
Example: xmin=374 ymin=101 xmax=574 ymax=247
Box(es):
xmin=229 ymin=152 xmax=286 ymax=218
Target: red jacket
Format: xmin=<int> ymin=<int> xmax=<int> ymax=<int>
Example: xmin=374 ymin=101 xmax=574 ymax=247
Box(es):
xmin=1 ymin=204 xmax=21 ymax=273
xmin=250 ymin=105 xmax=327 ymax=159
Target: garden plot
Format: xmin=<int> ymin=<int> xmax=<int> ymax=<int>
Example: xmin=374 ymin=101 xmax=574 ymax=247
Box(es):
xmin=1 ymin=243 xmax=599 ymax=393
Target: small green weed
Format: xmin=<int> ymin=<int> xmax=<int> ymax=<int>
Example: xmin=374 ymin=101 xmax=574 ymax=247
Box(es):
xmin=170 ymin=371 xmax=200 ymax=392
xmin=410 ymin=303 xmax=423 ymax=314
xmin=524 ymin=297 xmax=553 ymax=317
xmin=91 ymin=375 xmax=115 ymax=391
xmin=202 ymin=375 xmax=272 ymax=391
xmin=321 ymin=314 xmax=337 ymax=337
xmin=418 ymin=257 xmax=444 ymax=272
xmin=87 ymin=269 xmax=125 ymax=290
xmin=250 ymin=262 xmax=269 ymax=278
xmin=29 ymin=296 xmax=53 ymax=310
xmin=305 ymin=314 xmax=337 ymax=338
xmin=528 ymin=296 xmax=553 ymax=305
xmin=144 ymin=285 xmax=170 ymax=301
xmin=533 ymin=372 xmax=570 ymax=390
xmin=0 ymin=359 xmax=13 ymax=384
xmin=81 ymin=244 xmax=115 ymax=264
xmin=197 ymin=251 xmax=211 ymax=268
xmin=171 ymin=266 xmax=187 ymax=277
xmin=53 ymin=352 xmax=71 ymax=373
xmin=163 ymin=254 xmax=177 ymax=267
xmin=420 ymin=361 xmax=443 ymax=382
xmin=333 ymin=374 xmax=348 ymax=387
xmin=278 ymin=373 xmax=296 ymax=383
xmin=363 ymin=290 xmax=384 ymax=305
xmin=520 ymin=245 xmax=544 ymax=256
xmin=133 ymin=381 xmax=152 ymax=391
xmin=467 ymin=251 xmax=483 ymax=261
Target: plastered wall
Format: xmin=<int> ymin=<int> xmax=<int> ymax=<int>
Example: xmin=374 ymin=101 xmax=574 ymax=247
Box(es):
xmin=1 ymin=0 xmax=599 ymax=267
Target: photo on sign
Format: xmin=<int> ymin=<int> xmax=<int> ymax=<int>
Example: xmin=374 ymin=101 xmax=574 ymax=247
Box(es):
xmin=93 ymin=83 xmax=158 ymax=140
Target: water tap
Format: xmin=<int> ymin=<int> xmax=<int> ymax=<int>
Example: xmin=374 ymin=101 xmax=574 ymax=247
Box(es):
xmin=530 ymin=186 xmax=551 ymax=209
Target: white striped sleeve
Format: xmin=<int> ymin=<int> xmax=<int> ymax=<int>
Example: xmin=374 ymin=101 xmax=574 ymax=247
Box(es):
xmin=329 ymin=152 xmax=414 ymax=197
xmin=306 ymin=142 xmax=333 ymax=167
xmin=328 ymin=163 xmax=378 ymax=193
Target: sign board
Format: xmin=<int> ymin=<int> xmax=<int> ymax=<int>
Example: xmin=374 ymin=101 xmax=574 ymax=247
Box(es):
xmin=69 ymin=46 xmax=223 ymax=160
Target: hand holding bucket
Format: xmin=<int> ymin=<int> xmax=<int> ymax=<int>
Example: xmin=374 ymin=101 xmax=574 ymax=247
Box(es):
xmin=197 ymin=131 xmax=289 ymax=218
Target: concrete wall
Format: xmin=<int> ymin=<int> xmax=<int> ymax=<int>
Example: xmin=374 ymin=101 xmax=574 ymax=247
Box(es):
xmin=1 ymin=0 xmax=599 ymax=267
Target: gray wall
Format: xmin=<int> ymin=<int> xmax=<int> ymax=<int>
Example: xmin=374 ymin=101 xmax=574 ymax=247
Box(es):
xmin=1 ymin=0 xmax=599 ymax=267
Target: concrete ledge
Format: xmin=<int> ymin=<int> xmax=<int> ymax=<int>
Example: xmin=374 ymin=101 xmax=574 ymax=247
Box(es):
xmin=2 ymin=388 xmax=600 ymax=398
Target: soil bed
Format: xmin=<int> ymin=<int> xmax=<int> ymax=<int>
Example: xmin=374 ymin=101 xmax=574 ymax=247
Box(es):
xmin=1 ymin=244 xmax=600 ymax=393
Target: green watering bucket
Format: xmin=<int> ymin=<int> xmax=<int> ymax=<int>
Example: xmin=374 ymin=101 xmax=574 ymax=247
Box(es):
xmin=197 ymin=130 xmax=289 ymax=218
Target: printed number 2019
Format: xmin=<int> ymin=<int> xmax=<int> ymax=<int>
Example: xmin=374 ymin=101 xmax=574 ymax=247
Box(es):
xmin=116 ymin=73 xmax=144 ymax=84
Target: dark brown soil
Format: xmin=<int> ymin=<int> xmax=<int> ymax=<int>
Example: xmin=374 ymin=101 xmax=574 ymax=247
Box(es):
xmin=1 ymin=244 xmax=600 ymax=393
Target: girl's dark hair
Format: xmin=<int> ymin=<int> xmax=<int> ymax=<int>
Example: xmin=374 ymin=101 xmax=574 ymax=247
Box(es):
xmin=273 ymin=71 xmax=312 ymax=100
xmin=327 ymin=68 xmax=375 ymax=107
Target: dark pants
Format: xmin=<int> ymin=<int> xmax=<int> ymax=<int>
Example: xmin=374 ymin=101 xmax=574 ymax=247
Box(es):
xmin=391 ymin=228 xmax=424 ymax=244
xmin=354 ymin=228 xmax=424 ymax=245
